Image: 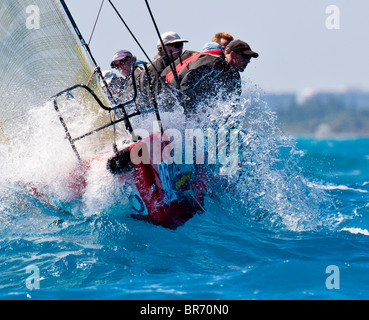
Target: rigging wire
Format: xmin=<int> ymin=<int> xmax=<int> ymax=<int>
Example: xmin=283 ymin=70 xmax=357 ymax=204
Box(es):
xmin=143 ymin=0 xmax=180 ymax=90
xmin=106 ymin=0 xmax=182 ymax=94
xmin=88 ymin=0 xmax=105 ymax=46
xmin=60 ymin=0 xmax=136 ymax=138
xmin=84 ymin=0 xmax=123 ymax=144
xmin=107 ymin=0 xmax=159 ymax=75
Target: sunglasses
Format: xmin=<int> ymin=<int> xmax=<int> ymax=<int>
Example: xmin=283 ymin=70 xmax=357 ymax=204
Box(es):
xmin=112 ymin=57 xmax=131 ymax=69
xmin=239 ymin=53 xmax=252 ymax=60
xmin=166 ymin=42 xmax=184 ymax=49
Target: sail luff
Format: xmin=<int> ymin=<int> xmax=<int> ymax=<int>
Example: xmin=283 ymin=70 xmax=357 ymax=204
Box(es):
xmin=0 ymin=0 xmax=108 ymax=141
xmin=59 ymin=0 xmax=98 ymax=67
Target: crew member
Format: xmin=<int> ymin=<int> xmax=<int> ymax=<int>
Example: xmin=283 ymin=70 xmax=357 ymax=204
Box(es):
xmin=202 ymin=42 xmax=223 ymax=52
xmin=165 ymin=39 xmax=259 ymax=114
xmin=154 ymin=31 xmax=189 ymax=76
xmin=110 ymin=49 xmax=137 ymax=78
xmin=212 ymin=32 xmax=234 ymax=49
xmin=133 ymin=31 xmax=198 ymax=111
xmin=109 ymin=49 xmax=149 ymax=109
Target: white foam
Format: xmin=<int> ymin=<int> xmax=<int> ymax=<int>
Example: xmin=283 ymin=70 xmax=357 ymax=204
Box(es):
xmin=307 ymin=182 xmax=368 ymax=194
xmin=340 ymin=228 xmax=369 ymax=236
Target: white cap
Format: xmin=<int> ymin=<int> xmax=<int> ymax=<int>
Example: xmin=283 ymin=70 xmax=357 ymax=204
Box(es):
xmin=157 ymin=31 xmax=188 ymax=48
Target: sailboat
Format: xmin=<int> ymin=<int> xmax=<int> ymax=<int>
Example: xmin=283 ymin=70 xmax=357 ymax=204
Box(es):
xmin=0 ymin=0 xmax=206 ymax=229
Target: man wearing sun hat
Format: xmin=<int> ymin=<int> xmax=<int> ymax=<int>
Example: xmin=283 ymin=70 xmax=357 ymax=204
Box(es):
xmin=130 ymin=31 xmax=198 ymax=111
xmin=153 ymin=31 xmax=189 ymax=75
xmin=121 ymin=32 xmax=189 ymax=107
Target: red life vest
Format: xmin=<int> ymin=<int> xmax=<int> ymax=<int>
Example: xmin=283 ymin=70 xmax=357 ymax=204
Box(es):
xmin=165 ymin=49 xmax=223 ymax=84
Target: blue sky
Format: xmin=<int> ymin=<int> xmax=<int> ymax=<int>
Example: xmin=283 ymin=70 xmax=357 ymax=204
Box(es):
xmin=65 ymin=0 xmax=369 ymax=94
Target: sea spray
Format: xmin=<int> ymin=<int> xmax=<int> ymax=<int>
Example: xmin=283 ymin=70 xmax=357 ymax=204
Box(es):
xmin=1 ymin=84 xmax=368 ymax=298
xmin=0 ymin=82 xmax=338 ymax=231
xmin=120 ymin=83 xmax=338 ymax=232
xmin=0 ymin=99 xmax=134 ymax=218
xmin=188 ymin=85 xmax=338 ymax=232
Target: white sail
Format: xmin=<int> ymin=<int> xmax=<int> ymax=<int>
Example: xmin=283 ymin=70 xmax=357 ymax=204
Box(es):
xmin=0 ymin=0 xmax=113 ymax=146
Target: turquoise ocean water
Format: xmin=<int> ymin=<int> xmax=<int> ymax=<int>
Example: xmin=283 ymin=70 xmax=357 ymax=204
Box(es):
xmin=1 ymin=95 xmax=369 ymax=300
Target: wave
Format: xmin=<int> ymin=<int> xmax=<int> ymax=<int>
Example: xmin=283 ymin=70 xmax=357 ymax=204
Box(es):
xmin=340 ymin=228 xmax=369 ymax=236
xmin=307 ymin=181 xmax=368 ymax=194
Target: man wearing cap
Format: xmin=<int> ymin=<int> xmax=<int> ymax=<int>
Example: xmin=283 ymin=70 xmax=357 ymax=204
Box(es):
xmin=110 ymin=49 xmax=137 ymax=78
xmin=108 ymin=49 xmax=147 ymax=107
xmin=96 ymin=50 xmax=135 ymax=105
xmin=165 ymin=39 xmax=259 ymax=114
xmin=134 ymin=31 xmax=198 ymax=111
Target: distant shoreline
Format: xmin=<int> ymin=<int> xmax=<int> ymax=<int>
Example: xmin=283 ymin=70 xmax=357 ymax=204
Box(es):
xmin=265 ymin=90 xmax=369 ymax=138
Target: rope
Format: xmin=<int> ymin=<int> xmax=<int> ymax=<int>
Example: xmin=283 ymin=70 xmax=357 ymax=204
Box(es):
xmin=107 ymin=0 xmax=160 ymax=76
xmin=144 ymin=0 xmax=181 ymax=90
xmin=79 ymin=66 xmax=100 ymax=105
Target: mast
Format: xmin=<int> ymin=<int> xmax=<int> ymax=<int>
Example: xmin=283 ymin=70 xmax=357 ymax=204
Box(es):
xmin=57 ymin=0 xmax=137 ymax=141
xmin=59 ymin=0 xmax=98 ymax=67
